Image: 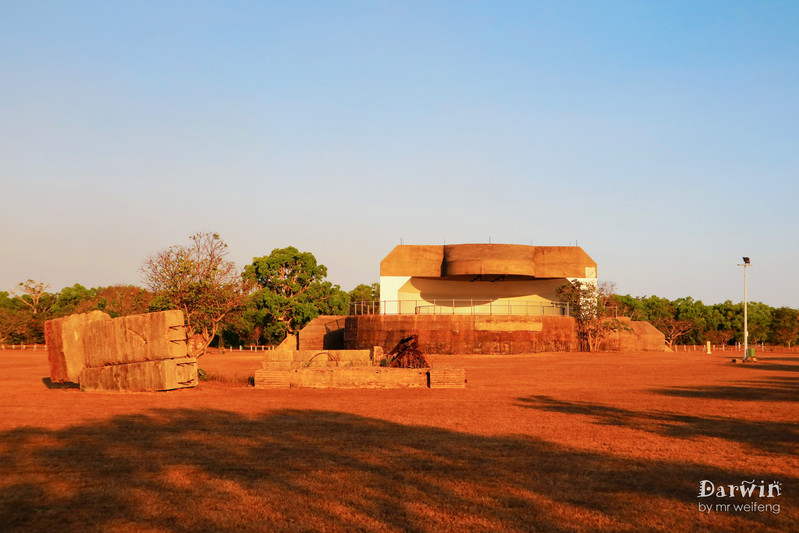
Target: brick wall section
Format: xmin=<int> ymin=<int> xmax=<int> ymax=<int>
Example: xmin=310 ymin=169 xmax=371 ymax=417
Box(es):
xmin=344 ymin=315 xmax=578 ymax=354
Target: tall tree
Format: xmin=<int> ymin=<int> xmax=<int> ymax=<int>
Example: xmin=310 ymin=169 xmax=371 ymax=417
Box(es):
xmin=141 ymin=232 xmax=249 ymax=356
xmin=556 ymin=280 xmax=625 ymax=352
xmin=349 ymin=283 xmax=380 ymax=302
xmin=11 ymin=280 xmax=53 ymax=315
xmin=769 ymin=307 xmax=799 ymax=347
xmin=672 ymin=297 xmax=707 ymax=344
xmin=653 ymin=317 xmax=695 ymax=349
xmin=0 ymin=304 xmax=28 ymax=344
xmin=348 ymin=282 xmax=380 ymax=314
xmin=243 ymin=247 xmax=349 ymax=345
xmin=745 ymin=302 xmax=774 ymax=344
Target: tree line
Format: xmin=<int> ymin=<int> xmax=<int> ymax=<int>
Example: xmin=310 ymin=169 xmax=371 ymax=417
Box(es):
xmin=3 ymin=231 xmax=795 ymax=351
xmin=612 ymin=294 xmax=799 ymax=348
xmin=1 ymin=232 xmax=379 ymax=353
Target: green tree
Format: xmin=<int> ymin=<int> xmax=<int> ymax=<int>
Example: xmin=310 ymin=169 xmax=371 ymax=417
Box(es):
xmin=672 ymin=297 xmax=706 ymax=344
xmin=50 ymin=284 xmax=99 ymax=317
xmin=348 ymin=282 xmax=380 ymax=314
xmin=708 ymin=301 xmax=744 ymax=342
xmin=141 ymin=232 xmax=249 ymax=357
xmin=614 ymin=294 xmax=675 ymax=323
xmin=769 ymin=307 xmax=799 ymax=346
xmin=349 ymin=283 xmax=380 ymax=302
xmin=243 ymin=247 xmax=349 ymax=345
xmin=0 ymin=305 xmax=28 ymax=344
xmin=745 ymin=302 xmax=773 ymax=344
xmin=556 ymin=280 xmax=625 ymax=352
xmin=75 ymin=285 xmax=153 ymax=318
xmin=0 ymin=291 xmax=17 ymax=311
xmin=612 ymin=294 xmax=647 ymax=320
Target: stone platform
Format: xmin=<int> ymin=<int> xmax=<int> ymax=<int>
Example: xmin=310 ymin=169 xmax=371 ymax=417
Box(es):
xmin=254 ymin=366 xmax=465 ymax=389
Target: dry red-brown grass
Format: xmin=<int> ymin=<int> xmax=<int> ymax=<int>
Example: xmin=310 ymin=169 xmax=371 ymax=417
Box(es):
xmin=0 ymin=347 xmax=796 ymax=532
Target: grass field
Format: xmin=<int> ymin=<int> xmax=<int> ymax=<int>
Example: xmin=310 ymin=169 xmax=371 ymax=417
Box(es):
xmin=0 ymin=347 xmax=796 ymax=532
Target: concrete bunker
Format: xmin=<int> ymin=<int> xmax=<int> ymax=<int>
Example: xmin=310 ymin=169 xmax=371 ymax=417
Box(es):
xmin=378 ymin=244 xmax=597 ymax=315
xmin=313 ymin=244 xmax=663 ymax=355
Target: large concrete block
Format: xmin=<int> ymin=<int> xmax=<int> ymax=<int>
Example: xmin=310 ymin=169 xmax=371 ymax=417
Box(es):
xmin=45 ymin=311 xmax=112 ymax=383
xmin=79 ymin=357 xmax=198 ymax=392
xmin=82 ymin=310 xmax=187 ymax=367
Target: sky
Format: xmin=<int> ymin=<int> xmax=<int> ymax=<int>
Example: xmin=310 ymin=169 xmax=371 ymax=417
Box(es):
xmin=1 ymin=1 xmax=797 ymax=307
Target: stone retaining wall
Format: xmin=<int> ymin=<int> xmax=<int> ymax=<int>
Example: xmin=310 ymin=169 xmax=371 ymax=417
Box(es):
xmin=344 ymin=315 xmax=577 ymax=354
xmin=254 ymin=366 xmax=464 ymax=389
xmin=261 ymin=348 xmax=381 ymax=369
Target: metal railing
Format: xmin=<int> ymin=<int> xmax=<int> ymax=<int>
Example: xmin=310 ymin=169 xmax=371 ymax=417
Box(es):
xmin=349 ymin=299 xmax=569 ymax=316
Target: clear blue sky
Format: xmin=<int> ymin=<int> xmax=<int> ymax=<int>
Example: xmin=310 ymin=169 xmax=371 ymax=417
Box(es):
xmin=1 ymin=1 xmax=797 ymax=306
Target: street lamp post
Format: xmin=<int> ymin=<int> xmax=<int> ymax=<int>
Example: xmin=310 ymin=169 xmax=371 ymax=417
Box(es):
xmin=738 ymin=257 xmax=751 ymax=360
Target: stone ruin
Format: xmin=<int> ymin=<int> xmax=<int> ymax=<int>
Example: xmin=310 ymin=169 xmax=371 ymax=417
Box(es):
xmin=254 ymin=336 xmax=466 ymax=389
xmin=44 ymin=310 xmax=197 ymax=392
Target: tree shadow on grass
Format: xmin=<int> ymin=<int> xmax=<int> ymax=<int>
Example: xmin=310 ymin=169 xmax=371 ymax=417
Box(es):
xmin=654 ymin=376 xmax=799 ymax=403
xmin=756 ymin=356 xmax=799 ymax=363
xmin=0 ymin=409 xmax=795 ymax=532
xmin=736 ymin=362 xmax=799 ymax=373
xmin=516 ymin=396 xmax=799 ymax=455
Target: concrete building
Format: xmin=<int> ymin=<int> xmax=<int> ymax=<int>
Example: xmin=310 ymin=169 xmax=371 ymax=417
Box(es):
xmin=379 ymin=244 xmax=597 ymax=316
xmin=299 ymin=243 xmax=664 ymax=354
